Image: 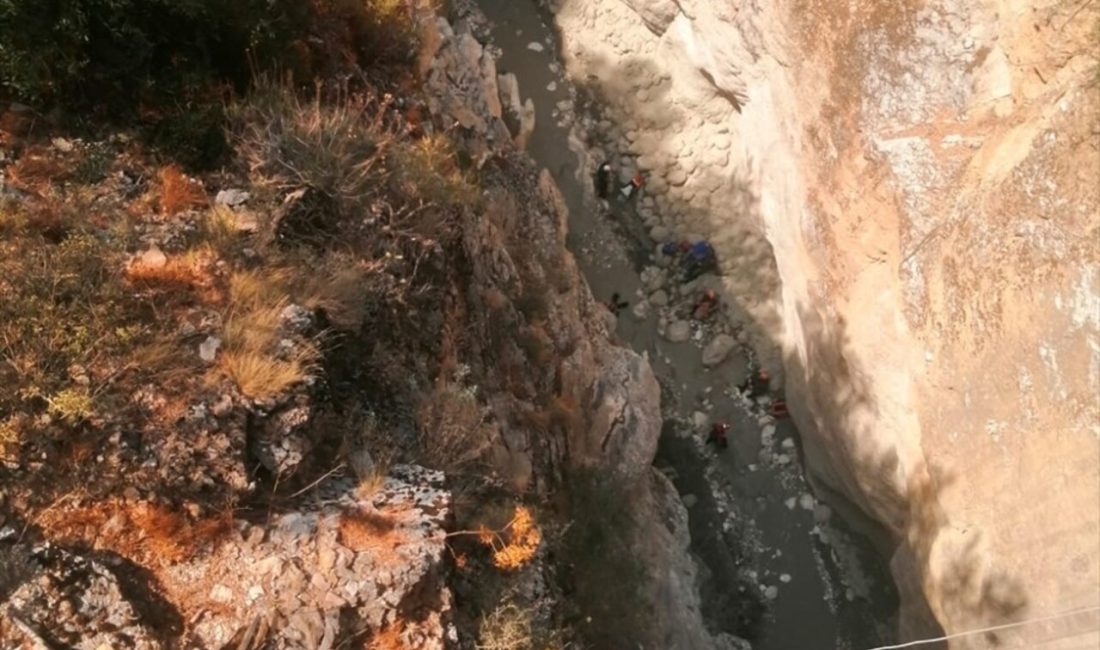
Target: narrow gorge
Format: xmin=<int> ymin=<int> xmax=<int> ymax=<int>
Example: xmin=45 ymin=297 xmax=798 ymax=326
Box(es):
xmin=480 ymin=0 xmax=1100 ymax=648
xmin=0 ymin=0 xmax=1096 ymax=648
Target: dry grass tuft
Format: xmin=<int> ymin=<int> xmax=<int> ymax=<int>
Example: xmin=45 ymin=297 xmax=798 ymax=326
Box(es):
xmin=477 ymin=602 xmax=533 ymax=650
xmin=158 ymin=165 xmax=208 ymax=216
xmin=337 ymin=507 xmax=408 ymax=565
xmin=218 ymin=350 xmax=313 ymax=400
xmin=124 ymin=249 xmax=222 ymax=303
xmin=416 ymin=377 xmax=491 ymax=471
xmin=211 ymin=268 xmax=319 ymax=399
xmin=5 ymin=146 xmax=73 ymax=194
xmin=38 ymin=499 xmax=234 ymax=567
xmin=365 ymin=622 xmax=411 ymax=650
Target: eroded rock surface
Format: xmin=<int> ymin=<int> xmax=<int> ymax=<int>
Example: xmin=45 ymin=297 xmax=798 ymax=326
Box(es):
xmin=551 ymin=0 xmax=1100 ymax=646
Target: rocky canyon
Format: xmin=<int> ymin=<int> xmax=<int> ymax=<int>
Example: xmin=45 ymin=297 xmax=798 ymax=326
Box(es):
xmin=547 ymin=0 xmax=1100 ymax=646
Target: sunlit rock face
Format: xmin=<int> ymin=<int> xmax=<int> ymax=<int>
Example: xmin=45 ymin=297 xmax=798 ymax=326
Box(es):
xmin=550 ymin=0 xmax=1100 ymax=645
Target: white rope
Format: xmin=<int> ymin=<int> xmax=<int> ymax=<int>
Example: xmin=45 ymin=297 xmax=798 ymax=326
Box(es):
xmin=862 ymin=605 xmax=1100 ymax=650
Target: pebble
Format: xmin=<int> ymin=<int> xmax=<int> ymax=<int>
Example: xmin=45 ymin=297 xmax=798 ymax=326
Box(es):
xmin=215 ymin=188 xmax=250 ymax=207
xmin=785 ymin=497 xmax=797 ymax=510
xmin=666 ymin=320 xmax=691 ymax=343
xmin=764 ymin=586 xmax=779 ymax=600
xmin=682 ymin=494 xmax=698 ymax=508
xmin=650 ymin=225 xmax=670 ymax=241
xmin=650 ymin=290 xmax=669 ymax=307
xmin=781 ymin=438 xmax=795 ymax=449
xmin=692 ymin=411 xmax=708 ymax=427
xmin=547 ymin=81 xmax=557 ymax=91
xmin=527 ymin=42 xmax=545 ymax=52
xmin=199 ymin=336 xmax=222 ymax=363
xmin=51 ymin=137 xmax=75 ymax=152
xmin=799 ymin=493 xmax=815 ymax=511
xmin=780 ymin=574 xmax=792 ymax=583
xmin=137 ymin=246 xmax=168 ymax=269
xmin=813 ymin=504 xmax=833 ymax=523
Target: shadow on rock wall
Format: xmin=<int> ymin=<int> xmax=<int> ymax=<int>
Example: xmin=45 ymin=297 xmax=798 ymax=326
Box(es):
xmin=564 ymin=45 xmax=1032 ymax=646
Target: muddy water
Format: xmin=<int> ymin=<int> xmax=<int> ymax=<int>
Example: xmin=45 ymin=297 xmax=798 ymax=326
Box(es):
xmin=474 ymin=1 xmax=898 ymax=648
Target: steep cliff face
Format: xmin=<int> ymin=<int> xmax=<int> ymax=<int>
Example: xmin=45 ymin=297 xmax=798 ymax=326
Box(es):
xmin=550 ymin=0 xmax=1100 ymax=645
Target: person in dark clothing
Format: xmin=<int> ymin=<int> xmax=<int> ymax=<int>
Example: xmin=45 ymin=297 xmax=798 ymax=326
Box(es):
xmin=604 ymin=292 xmax=629 ymax=316
xmin=683 ymin=241 xmax=717 ymax=281
xmin=738 ymin=368 xmax=770 ymax=398
xmin=707 ymin=421 xmax=730 ymax=449
xmin=595 ymin=162 xmax=612 ymax=199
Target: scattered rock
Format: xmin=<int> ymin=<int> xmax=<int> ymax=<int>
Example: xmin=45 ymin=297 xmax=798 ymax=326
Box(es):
xmin=527 ymin=41 xmax=544 ymax=52
xmin=763 ymin=585 xmax=779 ymax=600
xmin=199 ymin=336 xmax=222 ymax=363
xmin=137 ymin=246 xmax=168 ymax=269
xmin=780 ymin=573 xmax=792 ymax=583
xmin=681 ymin=494 xmax=698 ymax=508
xmin=215 ymin=189 xmax=250 ymax=207
xmin=813 ymin=504 xmax=833 ymax=523
xmin=650 ymin=290 xmax=669 ymax=307
xmin=51 ymin=137 xmax=75 ymax=153
xmin=665 ymin=320 xmax=691 ymax=343
xmin=702 ymin=334 xmax=736 ymax=367
xmin=799 ymin=493 xmax=815 ymax=511
xmin=785 ymin=497 xmax=797 ymax=510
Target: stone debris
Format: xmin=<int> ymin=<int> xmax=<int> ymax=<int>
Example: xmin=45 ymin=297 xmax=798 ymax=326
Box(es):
xmin=526 ymin=41 xmax=544 ymax=52
xmin=215 ymin=188 xmax=250 ymax=207
xmin=171 ymin=465 xmax=452 ymax=649
xmin=0 ymin=544 xmax=162 ymax=649
xmin=198 ymin=335 xmax=222 ymax=363
xmin=666 ymin=320 xmax=691 ymax=343
xmin=702 ymin=334 xmax=736 ymax=367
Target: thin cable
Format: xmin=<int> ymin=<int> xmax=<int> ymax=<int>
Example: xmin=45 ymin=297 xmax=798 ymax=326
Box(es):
xmin=862 ymin=605 xmax=1100 ymax=650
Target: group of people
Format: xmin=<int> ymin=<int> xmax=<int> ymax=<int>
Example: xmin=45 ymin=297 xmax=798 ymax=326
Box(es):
xmin=705 ymin=368 xmax=789 ymax=451
xmin=591 ymin=161 xmax=790 ymax=455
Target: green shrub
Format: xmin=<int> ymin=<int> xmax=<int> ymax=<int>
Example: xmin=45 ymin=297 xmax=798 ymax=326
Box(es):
xmin=0 ymin=0 xmax=309 ymax=109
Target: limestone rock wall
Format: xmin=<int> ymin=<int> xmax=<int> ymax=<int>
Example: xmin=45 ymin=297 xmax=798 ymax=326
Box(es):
xmin=551 ymin=0 xmax=1100 ymax=646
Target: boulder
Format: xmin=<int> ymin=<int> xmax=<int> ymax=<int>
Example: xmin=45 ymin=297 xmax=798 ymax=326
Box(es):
xmin=665 ymin=320 xmax=691 ymax=343
xmin=702 ymin=334 xmax=736 ymax=367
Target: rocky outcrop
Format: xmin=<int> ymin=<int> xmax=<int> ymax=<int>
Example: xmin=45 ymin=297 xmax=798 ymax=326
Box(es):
xmin=1 ymin=544 xmax=162 ymax=649
xmin=551 ymin=0 xmax=1100 ymax=646
xmin=0 ymin=466 xmax=452 ymax=649
xmin=171 ymin=466 xmax=452 ymax=649
xmin=422 ymin=7 xmax=735 ymax=646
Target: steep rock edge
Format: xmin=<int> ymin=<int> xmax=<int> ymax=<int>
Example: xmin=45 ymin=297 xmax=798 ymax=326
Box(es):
xmin=424 ymin=9 xmax=737 ymax=647
xmin=0 ymin=7 xmax=728 ymax=649
xmin=549 ymin=0 xmax=1100 ymax=646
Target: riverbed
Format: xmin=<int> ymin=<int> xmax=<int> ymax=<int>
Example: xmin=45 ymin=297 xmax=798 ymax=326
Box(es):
xmin=474 ymin=1 xmax=899 ymax=648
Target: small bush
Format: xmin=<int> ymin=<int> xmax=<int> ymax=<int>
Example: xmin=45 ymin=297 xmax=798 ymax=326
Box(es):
xmin=416 ymin=368 xmax=492 ymax=471
xmin=478 ymin=602 xmax=532 ymax=650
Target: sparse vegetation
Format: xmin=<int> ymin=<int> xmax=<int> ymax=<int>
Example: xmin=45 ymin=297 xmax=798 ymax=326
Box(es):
xmin=560 ymin=470 xmax=653 ymax=648
xmin=477 ymin=602 xmax=532 ymax=650
xmin=0 ymin=1 xmax=601 ymax=646
xmin=417 ymin=367 xmax=493 ymax=471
